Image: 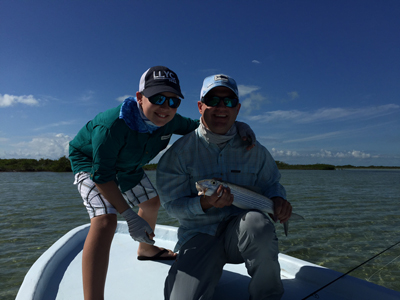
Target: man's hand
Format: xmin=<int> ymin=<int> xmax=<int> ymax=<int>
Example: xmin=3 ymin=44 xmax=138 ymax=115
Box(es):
xmin=200 ymin=185 xmax=234 ymax=211
xmin=271 ymin=197 xmax=292 ymax=223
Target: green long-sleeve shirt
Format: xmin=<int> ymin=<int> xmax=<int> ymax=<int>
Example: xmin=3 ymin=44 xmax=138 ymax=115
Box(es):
xmin=69 ymin=104 xmax=199 ymax=192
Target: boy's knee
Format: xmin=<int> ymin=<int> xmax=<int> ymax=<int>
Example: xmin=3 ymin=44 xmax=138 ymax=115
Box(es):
xmin=91 ymin=214 xmax=117 ymax=231
xmin=139 ymin=195 xmax=161 ymax=211
xmin=151 ymin=196 xmax=161 ymax=209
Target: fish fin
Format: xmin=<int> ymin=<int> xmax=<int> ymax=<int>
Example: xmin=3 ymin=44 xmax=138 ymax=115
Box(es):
xmin=290 ymin=212 xmax=305 ymax=221
xmin=284 ymin=221 xmax=289 ymax=236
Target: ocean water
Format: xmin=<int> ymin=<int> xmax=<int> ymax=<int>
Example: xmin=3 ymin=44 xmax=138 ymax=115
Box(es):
xmin=1 ymin=170 xmax=399 ymax=299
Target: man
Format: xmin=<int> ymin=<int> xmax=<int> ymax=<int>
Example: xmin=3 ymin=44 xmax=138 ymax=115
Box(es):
xmin=156 ymin=74 xmax=292 ymax=300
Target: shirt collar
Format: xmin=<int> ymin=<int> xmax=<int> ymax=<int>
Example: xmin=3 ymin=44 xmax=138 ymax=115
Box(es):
xmin=197 ymin=118 xmax=237 ymax=149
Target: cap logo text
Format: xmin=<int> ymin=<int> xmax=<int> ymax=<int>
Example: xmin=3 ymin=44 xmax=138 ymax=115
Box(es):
xmin=153 ymin=71 xmax=177 ymax=84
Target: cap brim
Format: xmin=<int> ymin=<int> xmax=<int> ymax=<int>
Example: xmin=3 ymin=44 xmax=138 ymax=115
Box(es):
xmin=142 ymin=86 xmax=184 ymax=99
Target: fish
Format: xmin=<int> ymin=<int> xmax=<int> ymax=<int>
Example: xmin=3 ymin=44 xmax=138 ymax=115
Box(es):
xmin=195 ymin=179 xmax=304 ymax=236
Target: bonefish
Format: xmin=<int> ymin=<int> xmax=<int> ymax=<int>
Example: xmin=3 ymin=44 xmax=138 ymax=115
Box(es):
xmin=195 ymin=179 xmax=304 ymax=236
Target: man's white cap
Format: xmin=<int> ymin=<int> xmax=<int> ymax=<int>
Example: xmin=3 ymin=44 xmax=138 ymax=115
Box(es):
xmin=200 ymin=74 xmax=239 ymax=99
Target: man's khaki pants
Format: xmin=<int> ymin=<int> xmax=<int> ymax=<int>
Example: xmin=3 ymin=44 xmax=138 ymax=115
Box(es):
xmin=164 ymin=211 xmax=284 ymax=300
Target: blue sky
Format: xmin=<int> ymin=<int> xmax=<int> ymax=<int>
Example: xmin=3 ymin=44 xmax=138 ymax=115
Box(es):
xmin=1 ymin=0 xmax=399 ymax=166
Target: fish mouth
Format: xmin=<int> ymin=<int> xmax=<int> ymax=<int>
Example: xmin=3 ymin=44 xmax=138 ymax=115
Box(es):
xmin=196 ymin=182 xmax=206 ymax=196
xmin=195 ymin=182 xmax=207 ymax=195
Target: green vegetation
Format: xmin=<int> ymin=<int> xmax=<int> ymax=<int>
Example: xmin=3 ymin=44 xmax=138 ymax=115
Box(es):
xmin=143 ymin=163 xmax=157 ymax=171
xmin=275 ymin=161 xmax=400 ymax=170
xmin=334 ymin=164 xmax=400 ymax=169
xmin=275 ymin=161 xmax=336 ymax=170
xmin=0 ymin=157 xmax=72 ymax=172
xmin=0 ymin=158 xmax=399 ymax=172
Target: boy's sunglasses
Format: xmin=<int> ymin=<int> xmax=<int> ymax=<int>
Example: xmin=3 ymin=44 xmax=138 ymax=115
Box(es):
xmin=202 ymin=96 xmax=239 ymax=108
xmin=148 ymin=94 xmax=181 ymax=109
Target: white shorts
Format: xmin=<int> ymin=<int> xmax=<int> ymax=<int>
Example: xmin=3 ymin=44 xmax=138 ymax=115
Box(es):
xmin=74 ymin=172 xmax=158 ymax=219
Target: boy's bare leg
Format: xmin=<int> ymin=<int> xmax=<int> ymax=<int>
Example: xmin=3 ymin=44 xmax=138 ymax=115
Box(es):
xmin=82 ymin=214 xmax=117 ymax=300
xmin=137 ymin=195 xmax=176 ymax=258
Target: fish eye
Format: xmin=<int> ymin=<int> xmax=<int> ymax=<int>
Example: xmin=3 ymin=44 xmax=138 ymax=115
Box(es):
xmin=211 ymin=180 xmax=216 ymax=185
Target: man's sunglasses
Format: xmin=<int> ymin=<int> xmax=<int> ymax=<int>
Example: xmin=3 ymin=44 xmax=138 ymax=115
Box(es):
xmin=148 ymin=94 xmax=181 ymax=109
xmin=202 ymin=96 xmax=239 ymax=108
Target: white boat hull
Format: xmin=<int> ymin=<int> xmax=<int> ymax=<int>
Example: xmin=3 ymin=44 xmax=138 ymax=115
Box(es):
xmin=16 ymin=222 xmax=400 ymax=300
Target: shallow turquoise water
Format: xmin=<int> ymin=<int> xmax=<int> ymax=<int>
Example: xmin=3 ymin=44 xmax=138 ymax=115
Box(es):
xmin=1 ymin=170 xmax=399 ymax=299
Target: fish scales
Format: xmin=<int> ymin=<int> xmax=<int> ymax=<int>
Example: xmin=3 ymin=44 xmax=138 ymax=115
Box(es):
xmin=195 ymin=179 xmax=305 ymax=236
xmin=227 ymin=183 xmax=274 ymax=215
xmin=195 ymin=179 xmax=276 ymax=215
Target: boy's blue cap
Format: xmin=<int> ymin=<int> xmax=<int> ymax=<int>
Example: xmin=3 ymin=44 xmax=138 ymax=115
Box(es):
xmin=200 ymin=74 xmax=239 ymax=99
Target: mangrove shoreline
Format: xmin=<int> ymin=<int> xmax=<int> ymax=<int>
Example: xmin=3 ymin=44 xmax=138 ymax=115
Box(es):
xmin=0 ymin=158 xmax=399 ymax=172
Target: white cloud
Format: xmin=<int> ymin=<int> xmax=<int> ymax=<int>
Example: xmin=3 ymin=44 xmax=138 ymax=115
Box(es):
xmin=350 ymin=150 xmax=373 ymax=158
xmin=0 ymin=94 xmax=40 ymax=107
xmin=241 ymin=93 xmax=268 ymax=115
xmin=252 ymin=60 xmax=261 ymax=64
xmin=271 ymin=148 xmax=300 ymax=157
xmin=116 ymin=95 xmax=134 ymax=102
xmin=238 ymin=85 xmax=268 ymax=115
xmin=284 ymin=131 xmax=344 ymax=143
xmin=287 ymin=91 xmax=299 ymax=100
xmin=249 ymin=104 xmax=400 ymax=123
xmin=5 ymin=133 xmax=72 ymax=159
xmin=249 ymin=109 xmax=302 ymax=122
xmin=311 ymin=149 xmax=372 ymax=159
xmin=274 ymin=121 xmax=396 ymax=145
xmin=270 ymin=148 xmax=374 ymax=160
xmin=238 ymin=84 xmax=260 ymax=97
xmin=81 ymin=90 xmax=95 ymax=102
xmin=238 ymin=85 xmax=261 ymax=97
xmin=33 ymin=121 xmax=76 ymax=131
xmin=310 ymin=149 xmax=372 ymax=158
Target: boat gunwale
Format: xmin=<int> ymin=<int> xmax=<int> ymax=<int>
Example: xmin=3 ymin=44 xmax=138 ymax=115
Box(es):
xmin=16 ymin=222 xmax=400 ymax=300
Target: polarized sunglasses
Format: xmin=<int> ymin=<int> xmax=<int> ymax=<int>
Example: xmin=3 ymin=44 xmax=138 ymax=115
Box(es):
xmin=148 ymin=94 xmax=181 ymax=109
xmin=202 ymin=96 xmax=239 ymax=108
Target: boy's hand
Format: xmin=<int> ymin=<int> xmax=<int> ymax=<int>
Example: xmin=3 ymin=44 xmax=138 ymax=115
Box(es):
xmin=121 ymin=208 xmax=155 ymax=244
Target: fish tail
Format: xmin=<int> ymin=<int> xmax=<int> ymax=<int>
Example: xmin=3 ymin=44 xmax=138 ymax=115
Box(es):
xmin=283 ymin=221 xmax=289 ymax=236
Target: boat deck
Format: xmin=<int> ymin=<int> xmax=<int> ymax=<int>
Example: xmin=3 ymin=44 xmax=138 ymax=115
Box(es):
xmin=17 ymin=222 xmax=400 ymax=300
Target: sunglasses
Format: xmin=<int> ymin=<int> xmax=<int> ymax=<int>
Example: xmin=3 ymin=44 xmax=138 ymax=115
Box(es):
xmin=148 ymin=94 xmax=181 ymax=109
xmin=202 ymin=96 xmax=239 ymax=108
